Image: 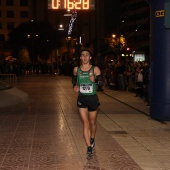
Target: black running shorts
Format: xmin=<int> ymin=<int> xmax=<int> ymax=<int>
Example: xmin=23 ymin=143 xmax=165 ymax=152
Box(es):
xmin=77 ymin=94 xmax=100 ymax=111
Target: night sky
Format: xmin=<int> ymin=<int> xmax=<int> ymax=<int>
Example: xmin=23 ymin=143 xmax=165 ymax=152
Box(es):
xmin=106 ymin=1 xmax=121 ymax=34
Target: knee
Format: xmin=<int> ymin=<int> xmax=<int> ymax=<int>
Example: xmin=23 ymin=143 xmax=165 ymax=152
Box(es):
xmin=89 ymin=120 xmax=96 ymax=126
xmin=83 ymin=120 xmax=90 ymax=128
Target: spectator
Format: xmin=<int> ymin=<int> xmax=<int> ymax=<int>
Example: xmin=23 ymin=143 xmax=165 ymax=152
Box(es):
xmin=135 ymin=63 xmax=144 ymax=97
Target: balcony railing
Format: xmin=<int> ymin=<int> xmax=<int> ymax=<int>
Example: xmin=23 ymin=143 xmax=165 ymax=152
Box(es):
xmin=0 ymin=74 xmax=17 ymax=88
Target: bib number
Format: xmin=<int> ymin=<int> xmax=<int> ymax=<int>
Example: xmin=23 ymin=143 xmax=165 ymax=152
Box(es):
xmin=80 ymin=84 xmax=93 ymax=93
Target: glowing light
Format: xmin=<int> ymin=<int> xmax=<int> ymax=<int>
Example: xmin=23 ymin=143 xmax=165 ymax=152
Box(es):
xmin=51 ymin=0 xmax=94 ymax=10
xmin=79 ymin=36 xmax=82 ymax=44
xmin=58 ymin=24 xmax=64 ymax=30
xmin=27 ymin=34 xmax=31 ymax=38
xmin=112 ymin=34 xmax=116 ymax=38
xmin=68 ymin=10 xmax=77 ymax=35
xmin=83 ymin=0 xmax=89 ymax=9
xmin=52 ymin=0 xmax=60 ymax=9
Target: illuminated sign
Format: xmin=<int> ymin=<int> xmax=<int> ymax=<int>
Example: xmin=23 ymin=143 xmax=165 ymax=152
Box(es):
xmin=48 ymin=0 xmax=95 ymax=10
xmin=155 ymin=10 xmax=164 ymax=17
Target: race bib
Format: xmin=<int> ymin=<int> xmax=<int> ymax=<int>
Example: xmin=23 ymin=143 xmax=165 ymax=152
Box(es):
xmin=80 ymin=83 xmax=93 ymax=93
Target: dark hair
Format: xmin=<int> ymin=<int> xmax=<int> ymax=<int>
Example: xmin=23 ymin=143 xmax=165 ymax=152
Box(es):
xmin=80 ymin=48 xmax=92 ymax=56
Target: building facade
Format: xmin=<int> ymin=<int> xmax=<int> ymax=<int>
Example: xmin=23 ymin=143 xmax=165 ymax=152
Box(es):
xmin=0 ymin=0 xmax=111 ymax=62
xmin=0 ymin=0 xmax=33 ymax=41
xmin=0 ymin=0 xmax=107 ymax=57
xmin=28 ymin=0 xmax=107 ymax=61
xmin=121 ymin=0 xmax=150 ymax=56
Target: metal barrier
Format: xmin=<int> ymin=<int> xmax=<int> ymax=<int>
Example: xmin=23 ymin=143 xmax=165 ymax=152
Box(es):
xmin=0 ymin=74 xmax=17 ymax=86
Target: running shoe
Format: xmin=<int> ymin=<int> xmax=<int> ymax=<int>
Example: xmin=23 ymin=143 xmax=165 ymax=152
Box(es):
xmin=87 ymin=146 xmax=93 ymax=156
xmin=90 ymin=138 xmax=95 ymax=148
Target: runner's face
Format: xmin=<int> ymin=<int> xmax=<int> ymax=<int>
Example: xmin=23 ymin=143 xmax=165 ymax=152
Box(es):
xmin=80 ymin=51 xmax=91 ymax=64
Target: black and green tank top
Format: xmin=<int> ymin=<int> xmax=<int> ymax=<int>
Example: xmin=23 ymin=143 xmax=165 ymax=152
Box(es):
xmin=77 ymin=66 xmax=96 ymax=95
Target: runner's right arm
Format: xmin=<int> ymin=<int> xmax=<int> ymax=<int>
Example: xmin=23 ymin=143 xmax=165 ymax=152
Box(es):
xmin=72 ymin=67 xmax=78 ymax=87
xmin=72 ymin=67 xmax=79 ymax=92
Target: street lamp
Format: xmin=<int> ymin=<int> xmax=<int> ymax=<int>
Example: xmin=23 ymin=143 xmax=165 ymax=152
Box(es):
xmin=27 ymin=32 xmax=39 ymax=62
xmin=58 ymin=24 xmax=64 ymax=30
xmin=112 ymin=34 xmax=116 ymax=38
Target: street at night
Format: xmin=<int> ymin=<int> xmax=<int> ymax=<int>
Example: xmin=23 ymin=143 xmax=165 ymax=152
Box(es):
xmin=1 ymin=0 xmax=170 ymax=169
xmin=0 ymin=75 xmax=170 ymax=169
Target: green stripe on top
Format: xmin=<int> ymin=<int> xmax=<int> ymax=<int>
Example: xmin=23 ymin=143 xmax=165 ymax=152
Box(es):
xmin=77 ymin=66 xmax=96 ymax=95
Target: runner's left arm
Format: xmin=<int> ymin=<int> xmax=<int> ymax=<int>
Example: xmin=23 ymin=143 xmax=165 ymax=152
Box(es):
xmin=94 ymin=66 xmax=104 ymax=87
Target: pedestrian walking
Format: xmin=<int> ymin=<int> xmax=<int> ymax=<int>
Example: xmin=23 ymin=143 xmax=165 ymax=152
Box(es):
xmin=72 ymin=48 xmax=104 ymax=157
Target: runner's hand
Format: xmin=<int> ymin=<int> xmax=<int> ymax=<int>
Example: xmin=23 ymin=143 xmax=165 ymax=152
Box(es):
xmin=90 ymin=76 xmax=95 ymax=82
xmin=73 ymin=85 xmax=79 ymax=92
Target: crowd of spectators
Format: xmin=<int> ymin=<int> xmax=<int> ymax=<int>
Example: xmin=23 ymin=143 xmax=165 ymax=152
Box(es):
xmin=0 ymin=60 xmax=74 ymax=76
xmin=0 ymin=61 xmax=23 ymax=76
xmin=103 ymin=60 xmax=150 ymax=106
xmin=0 ymin=59 xmax=150 ymax=106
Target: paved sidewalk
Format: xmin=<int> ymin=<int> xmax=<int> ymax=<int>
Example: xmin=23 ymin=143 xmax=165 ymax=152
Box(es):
xmin=0 ymin=75 xmax=170 ymax=170
xmin=97 ymin=87 xmax=170 ymax=170
xmin=101 ymin=87 xmax=149 ymax=115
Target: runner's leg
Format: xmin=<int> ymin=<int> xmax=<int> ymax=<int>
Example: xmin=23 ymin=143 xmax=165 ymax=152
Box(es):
xmin=89 ymin=110 xmax=97 ymax=139
xmin=79 ymin=108 xmax=91 ymax=146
